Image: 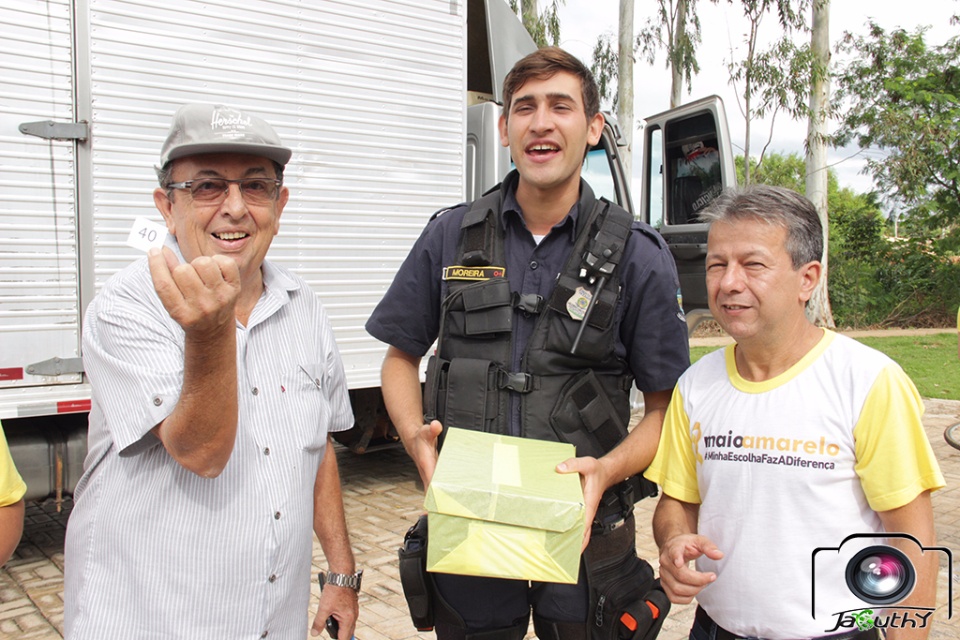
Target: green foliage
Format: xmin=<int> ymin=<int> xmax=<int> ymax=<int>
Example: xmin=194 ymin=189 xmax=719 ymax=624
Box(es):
xmin=834 ymin=19 xmax=960 ymax=233
xmin=592 ymin=0 xmax=704 ymax=111
xmin=509 ymin=0 xmax=564 ymax=47
xmin=720 ymin=0 xmax=814 ymax=184
xmin=591 ymin=34 xmax=619 ymax=109
xmin=693 ymin=333 xmax=960 ymax=400
xmin=735 ymin=152 xmax=806 ymax=192
xmin=636 ymin=0 xmax=704 ymax=99
xmin=729 ymin=35 xmax=816 ymax=121
xmin=834 ymin=235 xmax=960 ymax=328
xmin=733 ymin=151 xmax=960 ymax=328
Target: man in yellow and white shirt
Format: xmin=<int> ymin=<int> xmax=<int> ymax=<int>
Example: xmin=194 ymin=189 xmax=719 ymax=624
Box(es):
xmin=645 ymin=186 xmax=944 ymax=640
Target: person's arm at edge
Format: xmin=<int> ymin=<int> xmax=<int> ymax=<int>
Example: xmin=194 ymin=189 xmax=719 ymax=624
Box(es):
xmin=652 ymin=493 xmax=723 ymax=604
xmin=879 ymin=490 xmax=937 ymax=640
xmin=381 ymin=346 xmax=442 ymax=488
xmin=311 ymin=437 xmax=358 ymax=639
xmin=0 ymin=499 xmax=24 ymax=565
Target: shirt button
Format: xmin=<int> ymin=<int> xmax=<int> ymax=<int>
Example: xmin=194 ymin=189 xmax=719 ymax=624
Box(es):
xmin=274 ymin=511 xmax=281 ymax=520
xmin=261 ymin=633 xmax=268 ymax=638
xmin=252 ymin=387 xmax=260 ymax=396
xmin=152 ymin=396 xmax=162 ymax=406
xmin=263 ymin=447 xmax=270 ymax=456
xmin=529 ymin=260 xmax=539 ymax=270
xmin=269 ymin=574 xmax=277 ymax=583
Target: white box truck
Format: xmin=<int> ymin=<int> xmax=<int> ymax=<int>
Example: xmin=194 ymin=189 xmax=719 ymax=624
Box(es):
xmin=0 ymin=0 xmax=734 ymax=501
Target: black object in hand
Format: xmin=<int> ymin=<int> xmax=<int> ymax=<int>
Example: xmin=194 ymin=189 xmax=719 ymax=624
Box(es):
xmin=318 ymin=572 xmax=340 ymax=639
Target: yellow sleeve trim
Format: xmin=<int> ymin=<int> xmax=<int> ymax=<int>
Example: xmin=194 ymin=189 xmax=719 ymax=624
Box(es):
xmin=644 ymin=385 xmax=702 ymax=504
xmin=854 ymin=364 xmax=945 ymax=512
xmin=0 ymin=424 xmax=26 ymax=506
xmin=0 ymin=479 xmax=26 ymax=507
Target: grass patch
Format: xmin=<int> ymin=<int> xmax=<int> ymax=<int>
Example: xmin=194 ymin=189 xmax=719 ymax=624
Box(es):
xmin=854 ymin=333 xmax=959 ymax=401
xmin=689 ymin=333 xmax=960 ymax=400
xmin=690 ymin=345 xmax=720 ymax=364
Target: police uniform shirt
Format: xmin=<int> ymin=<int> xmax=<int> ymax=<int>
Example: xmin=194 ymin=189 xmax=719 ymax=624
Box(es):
xmin=366 ymin=177 xmax=690 ymax=435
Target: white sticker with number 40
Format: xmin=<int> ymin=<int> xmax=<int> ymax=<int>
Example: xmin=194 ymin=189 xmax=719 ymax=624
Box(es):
xmin=126 ymin=216 xmax=168 ymax=252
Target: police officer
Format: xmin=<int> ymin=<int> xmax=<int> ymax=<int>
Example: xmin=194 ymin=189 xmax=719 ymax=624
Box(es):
xmin=366 ymin=47 xmax=688 ymax=640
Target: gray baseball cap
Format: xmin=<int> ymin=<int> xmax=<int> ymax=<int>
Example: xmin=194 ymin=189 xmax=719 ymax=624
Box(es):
xmin=159 ymin=103 xmax=292 ymax=167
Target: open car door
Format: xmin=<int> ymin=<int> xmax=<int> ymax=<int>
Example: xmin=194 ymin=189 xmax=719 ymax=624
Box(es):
xmin=640 ymin=96 xmax=736 ymax=330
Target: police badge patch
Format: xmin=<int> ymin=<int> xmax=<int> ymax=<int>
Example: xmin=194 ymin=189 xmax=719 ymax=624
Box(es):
xmin=566 ymin=287 xmax=592 ymax=321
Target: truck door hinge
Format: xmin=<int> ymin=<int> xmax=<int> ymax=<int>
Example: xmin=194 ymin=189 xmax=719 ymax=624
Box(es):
xmin=26 ymin=357 xmax=84 ymax=377
xmin=18 ymin=120 xmax=89 ymax=142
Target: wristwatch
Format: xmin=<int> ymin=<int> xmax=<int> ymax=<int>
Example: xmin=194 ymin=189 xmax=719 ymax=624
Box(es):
xmin=322 ymin=569 xmax=363 ymax=592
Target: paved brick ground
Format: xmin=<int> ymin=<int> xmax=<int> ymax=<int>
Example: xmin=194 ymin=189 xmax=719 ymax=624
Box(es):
xmin=2 ymin=400 xmax=958 ymax=639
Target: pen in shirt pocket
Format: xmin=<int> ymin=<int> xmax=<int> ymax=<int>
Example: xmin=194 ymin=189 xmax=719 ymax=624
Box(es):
xmin=299 ymin=364 xmax=322 ymax=390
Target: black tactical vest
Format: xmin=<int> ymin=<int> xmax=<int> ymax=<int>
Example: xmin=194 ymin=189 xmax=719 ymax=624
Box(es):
xmin=423 ymin=173 xmax=637 ymax=463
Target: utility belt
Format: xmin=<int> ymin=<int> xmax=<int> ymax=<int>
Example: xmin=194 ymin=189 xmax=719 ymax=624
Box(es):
xmin=693 ymin=607 xmax=882 ymax=640
xmin=398 ymin=512 xmax=670 ymax=640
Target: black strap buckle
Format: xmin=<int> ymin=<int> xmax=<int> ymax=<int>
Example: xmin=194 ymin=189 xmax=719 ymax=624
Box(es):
xmin=511 ymin=292 xmax=544 ymax=314
xmin=497 ymin=370 xmax=534 ymax=393
xmin=593 ymin=480 xmax=636 ymax=533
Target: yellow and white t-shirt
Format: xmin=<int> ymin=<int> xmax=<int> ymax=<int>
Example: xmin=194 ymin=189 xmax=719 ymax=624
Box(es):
xmin=0 ymin=423 xmax=26 ymax=507
xmin=645 ymin=330 xmax=944 ymax=639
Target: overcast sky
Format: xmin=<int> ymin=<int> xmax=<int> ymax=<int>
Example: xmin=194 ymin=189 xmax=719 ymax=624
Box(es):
xmin=554 ymin=0 xmax=959 ymax=195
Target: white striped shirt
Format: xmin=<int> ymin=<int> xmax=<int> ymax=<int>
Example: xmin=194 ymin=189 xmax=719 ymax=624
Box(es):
xmin=65 ymin=253 xmax=353 ymax=639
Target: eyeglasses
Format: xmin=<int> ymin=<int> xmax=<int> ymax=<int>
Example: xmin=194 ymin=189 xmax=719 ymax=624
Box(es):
xmin=165 ymin=178 xmax=282 ymax=205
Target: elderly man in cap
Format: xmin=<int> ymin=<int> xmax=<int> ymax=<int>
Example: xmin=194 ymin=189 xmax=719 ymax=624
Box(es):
xmin=64 ymin=104 xmax=360 ymax=639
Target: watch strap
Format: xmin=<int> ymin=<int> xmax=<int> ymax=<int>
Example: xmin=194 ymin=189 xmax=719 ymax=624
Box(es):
xmin=324 ymin=569 xmax=363 ymax=591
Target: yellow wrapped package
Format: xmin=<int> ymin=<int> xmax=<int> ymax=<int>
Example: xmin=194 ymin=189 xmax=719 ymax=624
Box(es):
xmin=425 ymin=428 xmax=585 ymax=584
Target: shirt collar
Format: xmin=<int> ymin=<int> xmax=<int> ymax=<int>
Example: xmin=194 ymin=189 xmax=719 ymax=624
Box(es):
xmin=499 ymin=171 xmax=582 ymax=242
xmin=261 ymin=260 xmax=301 ymax=301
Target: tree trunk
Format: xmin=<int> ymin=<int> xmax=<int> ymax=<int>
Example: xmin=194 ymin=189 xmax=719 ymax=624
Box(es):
xmin=670 ymin=0 xmax=687 ymax=108
xmin=616 ymin=0 xmax=634 ymax=179
xmin=804 ymin=0 xmax=835 ymax=328
xmin=742 ymin=14 xmax=759 ymax=186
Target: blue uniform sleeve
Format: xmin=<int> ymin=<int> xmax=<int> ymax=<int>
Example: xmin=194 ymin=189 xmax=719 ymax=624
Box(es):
xmin=618 ymin=224 xmax=690 ymax=392
xmin=365 ymin=206 xmax=466 ymax=357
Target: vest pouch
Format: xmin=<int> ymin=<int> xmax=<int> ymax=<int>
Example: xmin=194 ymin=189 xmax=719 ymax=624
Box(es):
xmin=423 ymin=356 xmax=449 ymax=423
xmin=549 ymin=369 xmax=627 ymax=459
xmin=444 ymin=278 xmax=512 ymax=339
xmin=544 ymin=275 xmax=618 ymax=361
xmin=443 ymin=358 xmax=500 ymax=433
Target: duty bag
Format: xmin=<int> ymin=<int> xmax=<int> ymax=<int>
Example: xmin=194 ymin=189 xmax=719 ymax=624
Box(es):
xmin=584 ymin=515 xmax=670 ymax=640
